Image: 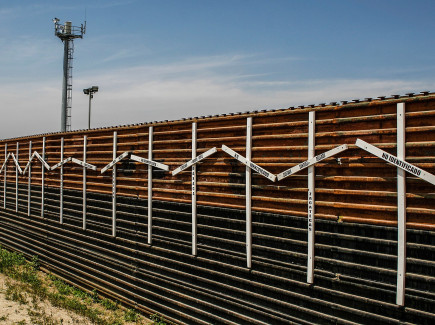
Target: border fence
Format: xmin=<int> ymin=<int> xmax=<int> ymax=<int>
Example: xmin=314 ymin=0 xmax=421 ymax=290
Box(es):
xmin=0 ymin=93 xmax=434 ymax=324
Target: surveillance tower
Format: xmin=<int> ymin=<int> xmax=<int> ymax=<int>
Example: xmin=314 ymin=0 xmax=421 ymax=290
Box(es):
xmin=53 ymin=18 xmax=86 ymax=132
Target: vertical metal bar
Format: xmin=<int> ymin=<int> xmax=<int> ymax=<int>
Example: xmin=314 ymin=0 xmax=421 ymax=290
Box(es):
xmin=192 ymin=122 xmax=197 ymax=255
xmin=41 ymin=137 xmax=46 ymax=218
xmin=396 ymin=102 xmax=406 ymax=306
xmin=3 ymin=143 xmax=6 ymax=209
xmin=15 ymin=142 xmax=19 ymax=212
xmin=246 ymin=117 xmax=252 ymax=268
xmin=307 ymin=111 xmax=315 ymax=284
xmin=83 ymin=136 xmax=87 ymax=230
xmin=112 ymin=131 xmax=117 ymax=237
xmin=60 ymin=137 xmax=64 ymax=224
xmin=148 ymin=126 xmax=153 ymax=245
xmin=28 ymin=141 xmax=32 ymax=216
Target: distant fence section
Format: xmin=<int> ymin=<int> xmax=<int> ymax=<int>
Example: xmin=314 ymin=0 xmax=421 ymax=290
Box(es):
xmin=0 ymin=94 xmax=434 ymax=324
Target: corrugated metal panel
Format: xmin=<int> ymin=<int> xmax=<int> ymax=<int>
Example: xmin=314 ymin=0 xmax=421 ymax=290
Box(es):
xmin=1 ymin=94 xmax=433 ymax=230
xmin=0 ymin=188 xmax=434 ymax=324
xmin=0 ymin=93 xmax=434 ymax=324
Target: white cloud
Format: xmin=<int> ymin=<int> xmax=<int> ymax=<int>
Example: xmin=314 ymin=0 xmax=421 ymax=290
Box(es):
xmin=1 ymin=54 xmax=434 ymax=139
xmin=98 ymin=54 xmax=258 ymax=79
xmin=0 ymin=81 xmax=60 ymax=139
xmin=0 ymin=37 xmax=56 ymax=63
xmin=72 ymin=61 xmax=435 ymax=131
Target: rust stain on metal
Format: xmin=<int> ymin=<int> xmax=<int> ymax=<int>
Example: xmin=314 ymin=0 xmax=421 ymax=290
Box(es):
xmin=1 ymin=93 xmax=434 ymax=230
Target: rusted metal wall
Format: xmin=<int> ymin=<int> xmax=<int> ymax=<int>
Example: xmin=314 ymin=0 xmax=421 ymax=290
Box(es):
xmin=1 ymin=188 xmax=434 ymax=324
xmin=2 ymin=94 xmax=434 ymax=229
xmin=0 ymin=93 xmax=434 ymax=324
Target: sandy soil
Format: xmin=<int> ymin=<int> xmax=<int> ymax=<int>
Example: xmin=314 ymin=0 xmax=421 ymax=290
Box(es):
xmin=0 ymin=273 xmax=92 ymax=325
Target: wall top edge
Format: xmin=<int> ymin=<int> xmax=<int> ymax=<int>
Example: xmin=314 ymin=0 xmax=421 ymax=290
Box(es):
xmin=2 ymin=91 xmax=434 ymax=143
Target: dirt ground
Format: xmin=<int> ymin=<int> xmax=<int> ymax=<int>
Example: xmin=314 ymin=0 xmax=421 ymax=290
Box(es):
xmin=0 ymin=273 xmax=93 ymax=325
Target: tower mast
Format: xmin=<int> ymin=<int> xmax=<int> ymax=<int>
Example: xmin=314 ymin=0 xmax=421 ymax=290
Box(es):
xmin=53 ymin=18 xmax=86 ymax=132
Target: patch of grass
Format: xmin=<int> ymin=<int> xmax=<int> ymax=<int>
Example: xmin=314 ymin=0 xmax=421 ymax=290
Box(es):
xmin=85 ymin=307 xmax=103 ymax=324
xmin=45 ymin=277 xmax=155 ymax=324
xmin=27 ymin=305 xmax=58 ymax=325
xmin=150 ymin=313 xmax=167 ymax=325
xmin=0 ymin=314 xmax=8 ymax=321
xmin=101 ymin=298 xmax=118 ymax=311
xmin=51 ymin=276 xmax=73 ymax=296
xmin=5 ymin=281 xmax=28 ymax=305
xmin=125 ymin=309 xmax=139 ymax=322
xmin=0 ymin=247 xmax=26 ymax=272
xmin=65 ymin=296 xmax=87 ymax=313
xmin=0 ymin=247 xmax=41 ymax=291
xmin=0 ymin=246 xmax=155 ymax=324
xmin=14 ymin=320 xmax=26 ymax=325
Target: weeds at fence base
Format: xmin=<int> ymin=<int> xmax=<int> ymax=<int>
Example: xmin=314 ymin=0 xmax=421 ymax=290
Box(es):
xmin=150 ymin=313 xmax=166 ymax=325
xmin=0 ymin=246 xmax=167 ymax=325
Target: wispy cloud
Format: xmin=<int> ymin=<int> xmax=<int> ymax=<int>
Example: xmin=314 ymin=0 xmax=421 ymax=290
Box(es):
xmin=1 ymin=53 xmax=434 ymax=139
xmin=0 ymin=8 xmax=14 ymax=16
xmin=100 ymin=49 xmax=139 ymax=63
xmin=0 ymin=2 xmax=124 ymax=18
xmin=69 ymin=56 xmax=435 ymax=130
xmin=0 ymin=3 xmax=59 ymax=18
xmin=121 ymin=54 xmax=257 ymax=77
xmin=91 ymin=53 xmax=298 ymax=85
xmin=87 ymin=0 xmax=138 ymax=9
xmin=0 ymin=37 xmax=56 ymax=62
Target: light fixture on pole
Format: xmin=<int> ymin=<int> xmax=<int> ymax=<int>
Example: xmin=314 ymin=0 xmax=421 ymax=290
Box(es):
xmin=83 ymin=86 xmax=99 ymax=129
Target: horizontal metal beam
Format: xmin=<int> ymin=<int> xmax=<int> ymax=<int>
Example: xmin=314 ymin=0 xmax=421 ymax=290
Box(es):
xmin=277 ymin=144 xmax=348 ymax=181
xmin=172 ymin=147 xmax=217 ymax=176
xmin=101 ymin=151 xmax=129 ymax=174
xmin=71 ymin=157 xmax=97 ymax=171
xmin=356 ymin=139 xmax=435 ymax=186
xmin=130 ymin=154 xmax=169 ymax=171
xmin=51 ymin=157 xmax=72 ymax=170
xmin=221 ymin=145 xmax=276 ymax=182
xmin=52 ymin=157 xmax=97 ymax=171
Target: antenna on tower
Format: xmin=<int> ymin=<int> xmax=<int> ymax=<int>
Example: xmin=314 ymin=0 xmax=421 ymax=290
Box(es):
xmin=84 ymin=8 xmax=87 ymax=34
xmin=53 ymin=18 xmax=86 ymax=132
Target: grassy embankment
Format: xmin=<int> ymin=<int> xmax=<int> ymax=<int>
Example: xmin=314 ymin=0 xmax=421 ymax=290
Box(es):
xmin=0 ymin=246 xmax=167 ymax=325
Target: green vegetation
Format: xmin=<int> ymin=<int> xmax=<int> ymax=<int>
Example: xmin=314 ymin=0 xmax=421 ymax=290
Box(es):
xmin=149 ymin=313 xmax=166 ymax=325
xmin=0 ymin=246 xmax=167 ymax=325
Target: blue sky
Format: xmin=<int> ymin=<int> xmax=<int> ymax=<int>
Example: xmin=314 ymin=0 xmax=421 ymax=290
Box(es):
xmin=1 ymin=0 xmax=435 ymax=139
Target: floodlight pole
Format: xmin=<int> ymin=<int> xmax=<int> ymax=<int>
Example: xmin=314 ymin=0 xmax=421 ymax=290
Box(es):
xmin=83 ymin=86 xmax=99 ymax=129
xmin=88 ymin=92 xmax=92 ymax=129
